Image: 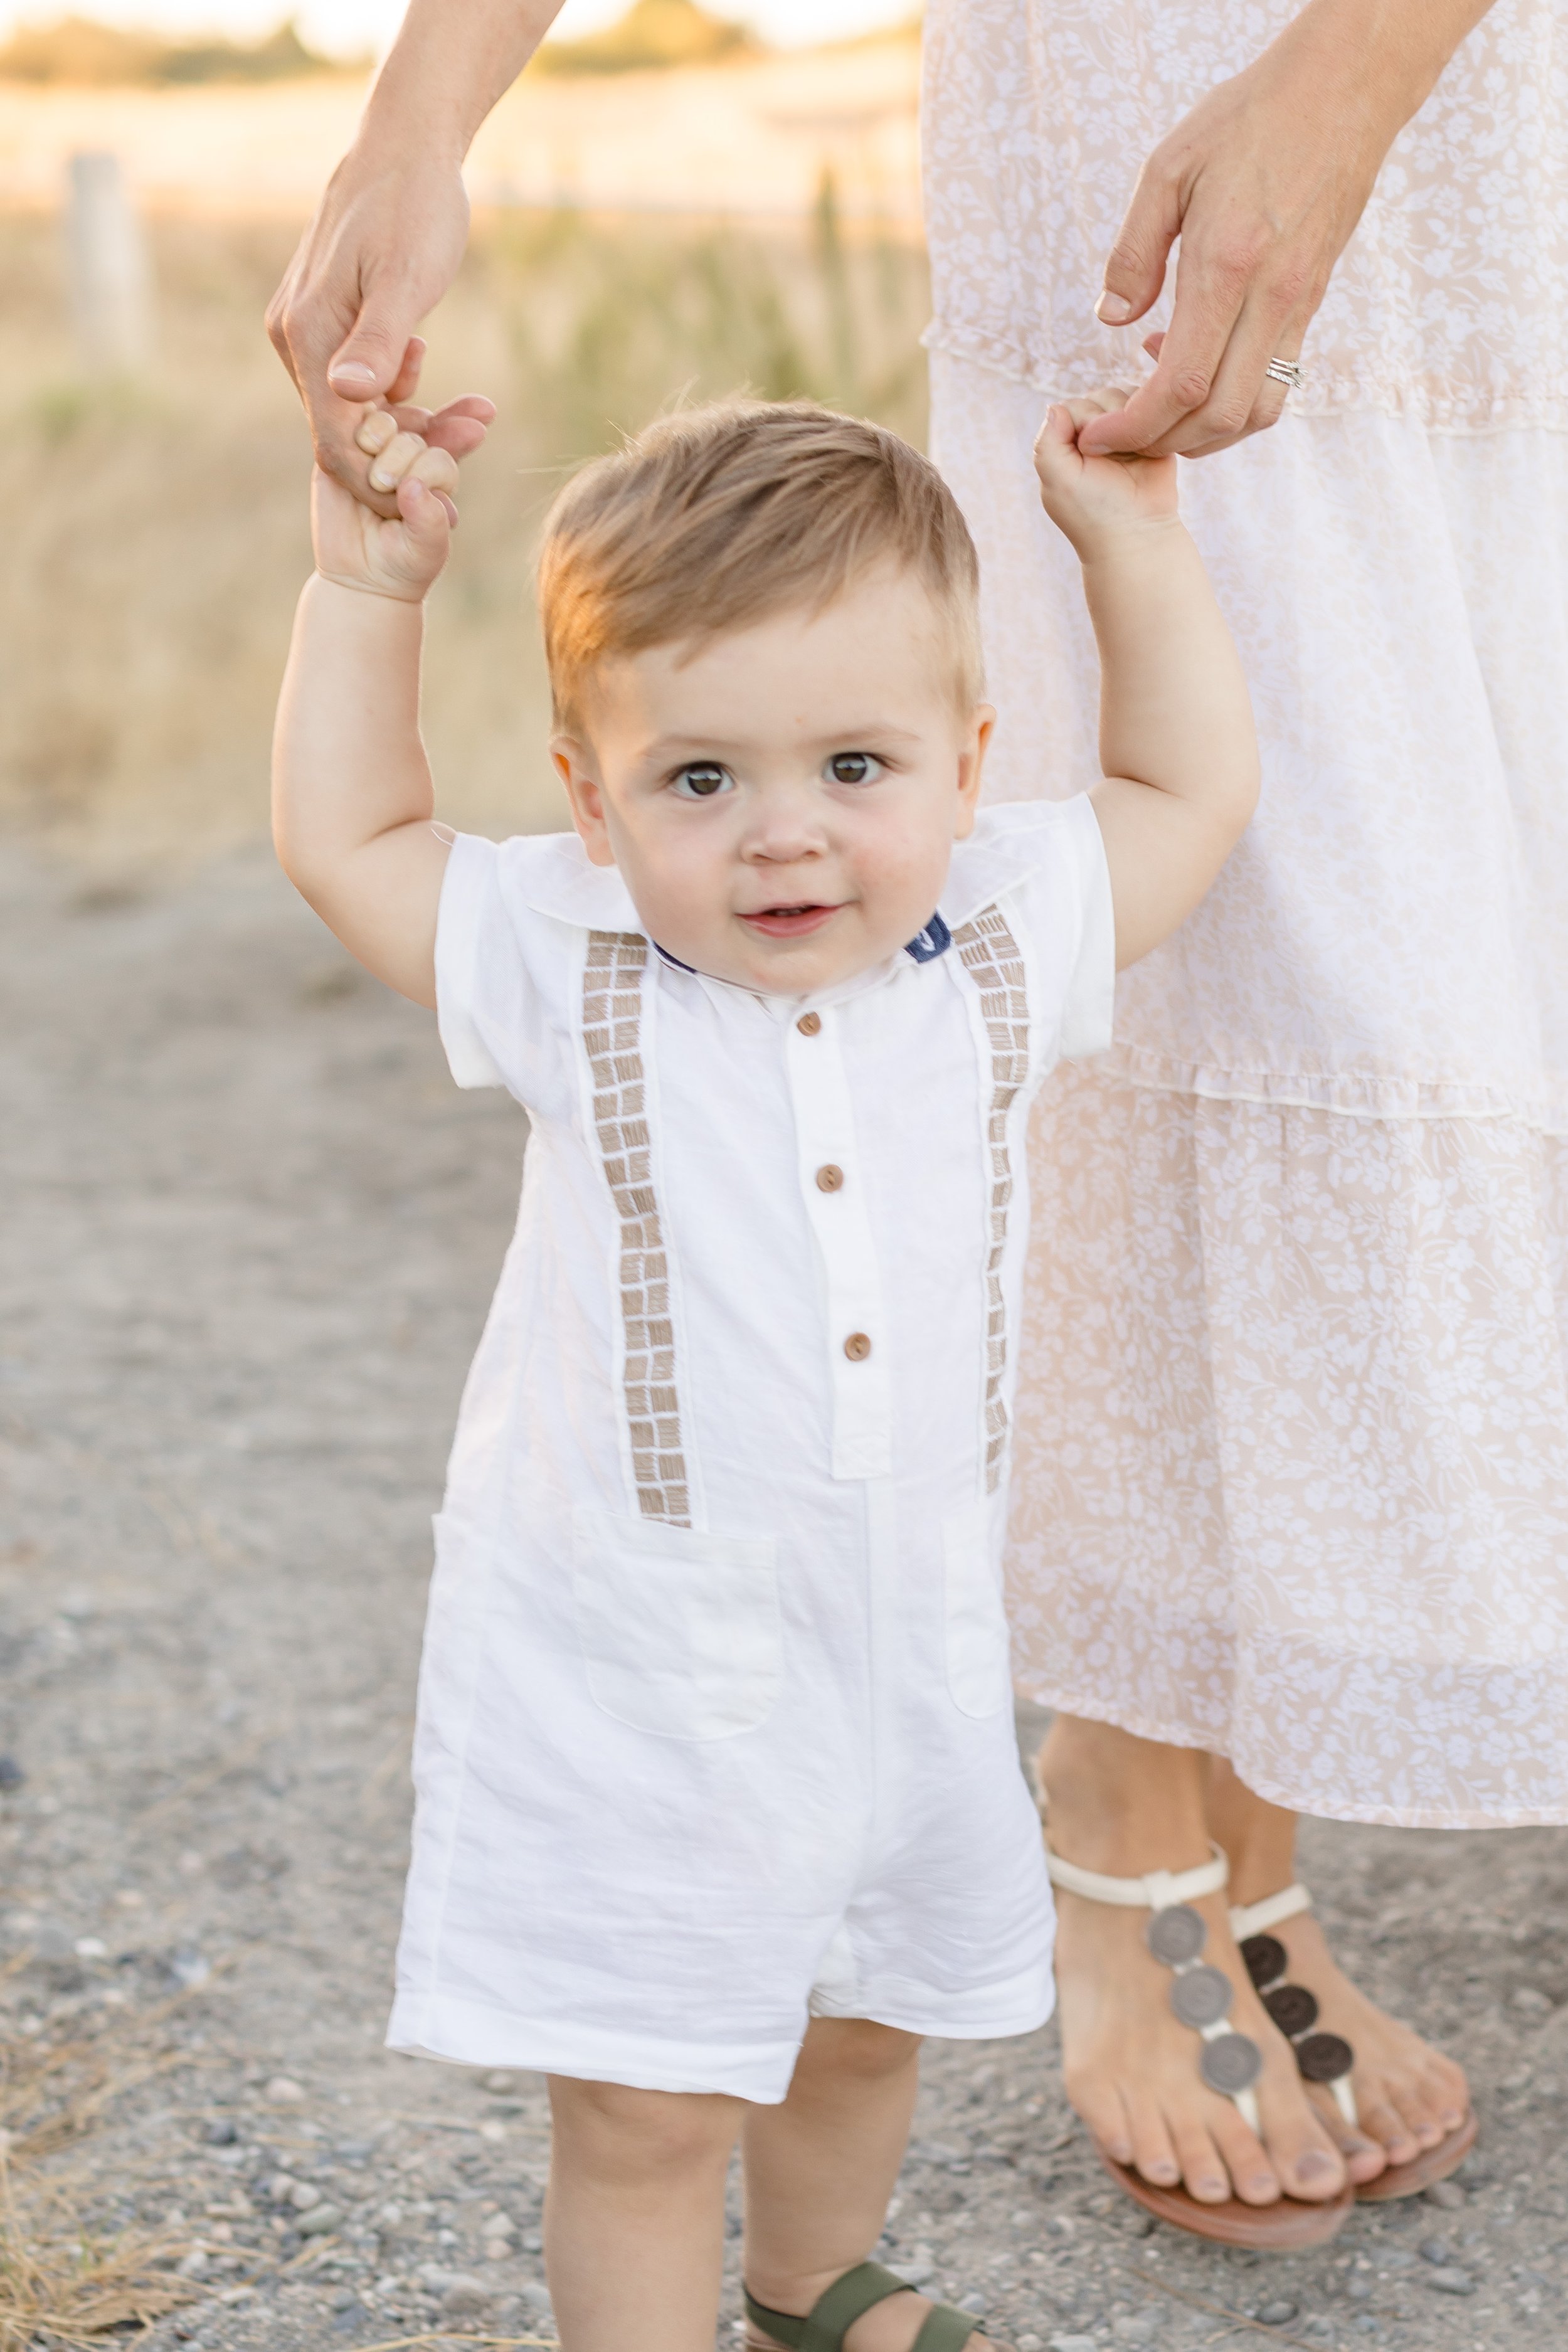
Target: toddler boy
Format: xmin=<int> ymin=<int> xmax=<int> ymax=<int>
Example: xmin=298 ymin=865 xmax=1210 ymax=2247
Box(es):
xmin=273 ymin=395 xmax=1258 ymax=2352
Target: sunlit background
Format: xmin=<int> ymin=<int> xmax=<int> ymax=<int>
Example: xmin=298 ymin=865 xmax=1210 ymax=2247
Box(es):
xmin=1 ymin=2 xmax=928 ymax=852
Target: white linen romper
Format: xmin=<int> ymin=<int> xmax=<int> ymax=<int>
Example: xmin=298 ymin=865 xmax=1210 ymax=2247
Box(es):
xmin=386 ymin=798 xmax=1114 ymax=2100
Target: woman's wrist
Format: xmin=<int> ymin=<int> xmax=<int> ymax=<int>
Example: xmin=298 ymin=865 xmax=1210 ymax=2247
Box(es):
xmin=1279 ymin=0 xmax=1495 ymax=143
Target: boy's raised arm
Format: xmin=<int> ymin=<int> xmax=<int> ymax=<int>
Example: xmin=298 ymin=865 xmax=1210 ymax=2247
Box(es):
xmin=1034 ymin=394 xmax=1261 ymax=969
xmin=272 ymin=465 xmax=460 ymax=1009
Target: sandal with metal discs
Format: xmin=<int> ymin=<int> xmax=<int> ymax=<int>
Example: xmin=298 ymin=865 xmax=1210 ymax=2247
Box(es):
xmin=1231 ymin=1883 xmax=1479 ymax=2201
xmin=1043 ymin=1838 xmax=1353 ymax=2248
xmin=744 ymin=2261 xmax=1004 ymax=2351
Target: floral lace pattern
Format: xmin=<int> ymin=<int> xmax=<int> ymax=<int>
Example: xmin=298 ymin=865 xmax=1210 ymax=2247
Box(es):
xmin=1010 ymin=1073 xmax=1568 ymax=1828
xmin=923 ymin=0 xmax=1568 ymax=430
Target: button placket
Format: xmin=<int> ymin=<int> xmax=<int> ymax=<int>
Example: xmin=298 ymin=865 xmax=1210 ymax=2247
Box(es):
xmin=785 ymin=1007 xmax=891 ymax=1480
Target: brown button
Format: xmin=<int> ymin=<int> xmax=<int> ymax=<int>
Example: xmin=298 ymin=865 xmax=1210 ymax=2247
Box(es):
xmin=843 ymin=1332 xmax=872 ymax=1362
xmin=815 ymin=1164 xmax=844 ymax=1193
xmin=796 ymin=1012 xmax=822 ymax=1036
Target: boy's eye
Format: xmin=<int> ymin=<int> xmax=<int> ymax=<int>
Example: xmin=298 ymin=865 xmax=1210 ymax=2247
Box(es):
xmin=828 ymin=751 xmax=879 ymax=785
xmin=671 ymin=763 xmax=733 ymax=799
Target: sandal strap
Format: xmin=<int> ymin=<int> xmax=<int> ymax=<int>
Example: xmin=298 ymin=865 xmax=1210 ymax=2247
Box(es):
xmin=1229 ymin=1882 xmax=1312 ymax=1940
xmin=913 ymin=2301 xmax=985 ymax=2351
xmin=1043 ymin=1836 xmax=1229 ymax=1910
xmin=744 ymin=2262 xmax=917 ymax=2352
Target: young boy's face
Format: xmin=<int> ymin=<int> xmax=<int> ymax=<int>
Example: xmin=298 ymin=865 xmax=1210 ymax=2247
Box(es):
xmin=553 ymin=564 xmax=993 ymax=995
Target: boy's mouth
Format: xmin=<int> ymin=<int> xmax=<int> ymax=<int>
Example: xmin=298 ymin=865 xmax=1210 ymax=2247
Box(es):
xmin=741 ymin=903 xmax=841 ymax=940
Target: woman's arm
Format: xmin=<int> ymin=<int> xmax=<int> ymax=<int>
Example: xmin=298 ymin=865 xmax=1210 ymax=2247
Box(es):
xmin=1080 ymin=0 xmax=1497 ymax=460
xmin=266 ymin=0 xmax=564 ymax=511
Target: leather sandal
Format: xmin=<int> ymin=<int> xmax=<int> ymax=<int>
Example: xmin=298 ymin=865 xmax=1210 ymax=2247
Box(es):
xmin=1230 ymin=1881 xmax=1479 ymax=2201
xmin=1044 ymin=1836 xmax=1353 ymax=2248
xmin=744 ymin=2260 xmax=1002 ymax=2351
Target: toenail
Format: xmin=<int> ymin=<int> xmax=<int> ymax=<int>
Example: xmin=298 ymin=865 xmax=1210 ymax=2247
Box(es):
xmin=1296 ymin=2151 xmax=1337 ymax=2184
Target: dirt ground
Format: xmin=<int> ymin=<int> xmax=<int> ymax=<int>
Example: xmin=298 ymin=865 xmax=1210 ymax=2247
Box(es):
xmin=3 ymin=828 xmax=1567 ymax=2352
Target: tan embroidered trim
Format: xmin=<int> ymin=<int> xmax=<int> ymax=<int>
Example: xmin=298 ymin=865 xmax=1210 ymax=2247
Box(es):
xmin=953 ymin=908 xmax=1030 ymax=1491
xmin=583 ymin=932 xmax=690 ymax=1525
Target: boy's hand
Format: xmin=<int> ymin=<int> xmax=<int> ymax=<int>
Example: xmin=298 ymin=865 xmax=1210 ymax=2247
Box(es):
xmin=310 ymin=400 xmax=483 ymax=601
xmin=1032 ymin=391 xmax=1178 ymax=559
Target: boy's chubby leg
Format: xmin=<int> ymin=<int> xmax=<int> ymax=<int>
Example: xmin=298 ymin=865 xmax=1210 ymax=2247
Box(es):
xmin=743 ymin=2020 xmax=1014 ymax=2352
xmin=545 ymin=2074 xmax=743 ymax=2352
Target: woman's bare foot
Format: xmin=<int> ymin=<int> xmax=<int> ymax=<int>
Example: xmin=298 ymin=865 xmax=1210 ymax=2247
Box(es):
xmin=1041 ymin=1718 xmax=1384 ymax=2206
xmin=1209 ymin=1757 xmax=1471 ymax=2167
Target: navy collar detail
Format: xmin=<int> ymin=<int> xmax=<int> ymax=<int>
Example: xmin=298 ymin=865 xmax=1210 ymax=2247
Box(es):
xmin=904 ymin=912 xmax=952 ymax=964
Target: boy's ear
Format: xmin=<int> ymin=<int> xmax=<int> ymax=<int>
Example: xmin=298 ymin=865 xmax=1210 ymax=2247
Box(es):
xmin=952 ymin=705 xmax=996 ymax=841
xmin=552 ymin=736 xmax=616 ymax=868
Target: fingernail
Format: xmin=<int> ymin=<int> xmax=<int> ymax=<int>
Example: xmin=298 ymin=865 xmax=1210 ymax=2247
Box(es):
xmin=1096 ymin=291 xmax=1133 ymax=325
xmin=330 ymin=361 xmax=378 ymax=386
xmin=368 ymin=467 xmax=392 ymax=490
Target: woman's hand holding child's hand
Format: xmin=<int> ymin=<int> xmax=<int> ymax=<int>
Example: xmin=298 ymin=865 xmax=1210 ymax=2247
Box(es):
xmin=1032 ymin=391 xmax=1177 ymax=555
xmin=310 ymin=400 xmax=482 ymax=603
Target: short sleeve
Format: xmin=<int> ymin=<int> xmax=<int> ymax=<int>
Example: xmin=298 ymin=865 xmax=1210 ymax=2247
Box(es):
xmin=435 ymin=833 xmax=539 ymax=1095
xmin=1053 ymin=793 xmax=1116 ymax=1061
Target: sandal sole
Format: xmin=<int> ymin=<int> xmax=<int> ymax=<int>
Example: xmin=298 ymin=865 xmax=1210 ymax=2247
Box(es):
xmin=1353 ymin=2107 xmax=1478 ymax=2202
xmin=1094 ymin=2143 xmax=1355 ymax=2248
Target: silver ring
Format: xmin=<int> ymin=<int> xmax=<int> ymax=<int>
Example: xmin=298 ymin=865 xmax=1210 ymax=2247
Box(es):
xmin=1264 ymin=357 xmax=1305 ymax=392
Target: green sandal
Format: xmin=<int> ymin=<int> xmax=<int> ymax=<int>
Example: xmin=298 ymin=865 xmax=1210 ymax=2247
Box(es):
xmin=744 ymin=2260 xmax=986 ymax=2352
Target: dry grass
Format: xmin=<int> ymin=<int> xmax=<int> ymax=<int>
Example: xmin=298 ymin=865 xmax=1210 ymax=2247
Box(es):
xmin=0 ymin=1968 xmax=220 ymax=2346
xmin=3 ymin=196 xmax=928 ymax=856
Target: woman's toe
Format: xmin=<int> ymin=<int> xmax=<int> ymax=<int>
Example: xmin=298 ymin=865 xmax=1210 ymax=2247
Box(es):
xmin=1168 ymin=2116 xmax=1236 ymax=2203
xmin=1356 ymin=2090 xmax=1421 ymax=2166
xmin=1209 ymin=2105 xmax=1283 ymax=2205
xmin=1123 ymin=2090 xmax=1183 ymax=2188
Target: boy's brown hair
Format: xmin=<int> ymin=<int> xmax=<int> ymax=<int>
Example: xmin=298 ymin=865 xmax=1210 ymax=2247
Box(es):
xmin=538 ymin=400 xmax=983 ymax=733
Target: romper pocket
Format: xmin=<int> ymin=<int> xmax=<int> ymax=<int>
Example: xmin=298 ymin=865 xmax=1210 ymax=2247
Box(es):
xmin=571 ymin=1508 xmax=781 ymax=1740
xmin=943 ymin=1502 xmax=1011 ymax=1719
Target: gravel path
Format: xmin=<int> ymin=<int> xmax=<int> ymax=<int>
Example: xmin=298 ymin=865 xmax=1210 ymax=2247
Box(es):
xmin=2 ymin=837 xmax=1565 ymax=2352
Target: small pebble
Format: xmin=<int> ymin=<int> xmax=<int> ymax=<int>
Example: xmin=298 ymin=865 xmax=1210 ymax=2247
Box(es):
xmin=204 ymin=2119 xmax=238 ymax=2146
xmin=1511 ymin=1987 xmax=1552 ymax=2015
xmin=441 ymin=2280 xmax=494 ymax=2319
xmin=167 ymin=1947 xmax=211 ymax=1989
xmin=1424 ymin=2178 xmax=1465 ymax=2210
xmin=177 ymin=2249 xmax=210 ymax=2279
xmin=0 ymin=1757 xmax=25 ymax=1791
xmin=519 ymin=2280 xmax=554 ymax=2313
xmin=1048 ymin=2338 xmax=1096 ymax=2352
xmin=298 ymin=2203 xmax=343 ymax=2236
xmin=265 ymin=2074 xmax=306 ymax=2101
xmin=485 ymin=2069 xmax=518 ymax=2093
xmin=290 ymin=2181 xmax=323 ymax=2211
xmin=331 ymin=2290 xmax=359 ymax=2312
xmin=1425 ymin=2267 xmax=1476 ymax=2296
xmin=1256 ymin=2301 xmax=1298 ymax=2326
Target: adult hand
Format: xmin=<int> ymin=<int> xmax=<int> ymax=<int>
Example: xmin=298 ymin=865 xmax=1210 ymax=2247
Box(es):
xmin=1079 ymin=0 xmax=1495 ymax=458
xmin=267 ymin=148 xmax=494 ymax=516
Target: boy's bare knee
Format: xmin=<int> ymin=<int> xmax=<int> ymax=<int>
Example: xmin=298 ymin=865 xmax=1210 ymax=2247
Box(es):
xmin=797 ymin=2017 xmax=921 ymax=2084
xmin=548 ymin=2075 xmax=739 ymax=2184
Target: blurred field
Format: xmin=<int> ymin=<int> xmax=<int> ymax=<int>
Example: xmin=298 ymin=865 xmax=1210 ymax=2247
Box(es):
xmin=1 ymin=193 xmax=930 ymax=854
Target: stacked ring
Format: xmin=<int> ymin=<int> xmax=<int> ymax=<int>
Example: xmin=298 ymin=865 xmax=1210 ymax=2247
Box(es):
xmin=1264 ymin=358 xmax=1305 ymax=392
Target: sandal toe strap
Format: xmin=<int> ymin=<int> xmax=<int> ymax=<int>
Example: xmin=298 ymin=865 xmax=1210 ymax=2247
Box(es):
xmin=913 ymin=2301 xmax=986 ymax=2351
xmin=745 ymin=2262 xmax=930 ymax=2352
xmin=744 ymin=2264 xmax=986 ymax=2352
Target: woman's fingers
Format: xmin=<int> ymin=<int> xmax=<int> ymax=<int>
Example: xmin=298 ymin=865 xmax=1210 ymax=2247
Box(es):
xmin=1096 ymin=154 xmax=1184 ymax=327
xmin=1080 ymin=230 xmax=1253 ymax=453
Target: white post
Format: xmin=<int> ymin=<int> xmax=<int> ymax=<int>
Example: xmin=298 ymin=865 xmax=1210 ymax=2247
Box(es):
xmin=66 ymin=151 xmax=153 ymax=374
